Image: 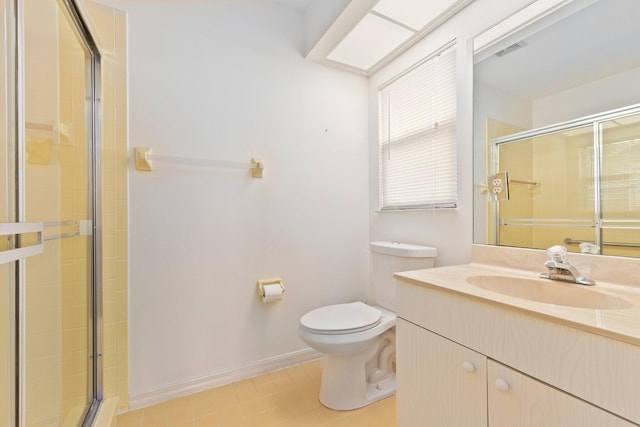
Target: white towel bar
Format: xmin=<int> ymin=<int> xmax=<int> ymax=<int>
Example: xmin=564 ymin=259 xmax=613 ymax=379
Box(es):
xmin=134 ymin=147 xmax=263 ymax=178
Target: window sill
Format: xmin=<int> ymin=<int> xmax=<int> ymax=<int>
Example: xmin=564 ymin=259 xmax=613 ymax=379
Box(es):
xmin=376 ymin=204 xmax=457 ymax=213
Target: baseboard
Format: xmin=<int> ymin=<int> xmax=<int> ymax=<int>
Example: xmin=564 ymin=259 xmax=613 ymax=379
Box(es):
xmin=127 ymin=347 xmax=322 ymax=411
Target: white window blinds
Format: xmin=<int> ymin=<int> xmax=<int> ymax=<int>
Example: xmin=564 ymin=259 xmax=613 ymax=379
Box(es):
xmin=378 ymin=42 xmax=457 ymax=210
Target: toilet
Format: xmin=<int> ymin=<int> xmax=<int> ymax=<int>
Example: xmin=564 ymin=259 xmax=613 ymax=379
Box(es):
xmin=298 ymin=241 xmax=437 ymax=410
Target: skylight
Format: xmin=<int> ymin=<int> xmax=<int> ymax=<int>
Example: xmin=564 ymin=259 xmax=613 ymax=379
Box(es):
xmin=327 ymin=13 xmax=414 ymax=70
xmin=322 ymin=0 xmax=473 ymax=73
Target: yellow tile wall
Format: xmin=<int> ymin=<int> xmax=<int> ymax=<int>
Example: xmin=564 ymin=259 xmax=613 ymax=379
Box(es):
xmin=23 ymin=1 xmax=66 ymax=424
xmin=529 ymin=131 xmax=594 ymax=251
xmin=58 ymin=5 xmax=92 ymax=420
xmin=485 ymin=119 xmax=527 ymax=246
xmin=0 ymin=264 xmax=9 ymax=425
xmin=497 ymin=139 xmax=535 ymax=248
xmin=82 ymin=0 xmax=130 ymax=412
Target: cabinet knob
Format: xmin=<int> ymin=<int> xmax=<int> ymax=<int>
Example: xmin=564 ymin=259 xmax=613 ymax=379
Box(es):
xmin=495 ymin=378 xmax=510 ymax=392
xmin=462 ymin=361 xmax=476 ymax=373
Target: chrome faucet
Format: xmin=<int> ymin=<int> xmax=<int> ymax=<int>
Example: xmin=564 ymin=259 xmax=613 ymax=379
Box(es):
xmin=540 ymin=245 xmax=595 ymax=286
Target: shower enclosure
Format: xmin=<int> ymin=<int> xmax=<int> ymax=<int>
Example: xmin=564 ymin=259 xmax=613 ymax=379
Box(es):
xmin=1 ymin=0 xmax=102 ymax=425
xmin=487 ymin=104 xmax=640 ymax=258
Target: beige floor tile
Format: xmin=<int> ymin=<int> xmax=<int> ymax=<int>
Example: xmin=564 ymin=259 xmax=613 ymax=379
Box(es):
xmin=243 ymin=407 xmax=290 ymax=426
xmin=211 ymin=402 xmax=244 ymax=424
xmin=253 ymin=379 xmax=279 ymax=397
xmin=251 ymin=373 xmax=274 ymax=387
xmin=314 ymin=406 xmax=350 ymax=424
xmin=117 ymin=360 xmax=396 ymax=427
xmin=233 ymin=379 xmax=259 ymax=401
xmin=168 ymin=395 xmax=194 ymax=424
xmin=239 ymin=395 xmax=273 ymax=415
xmin=141 ymin=412 xmax=169 ymax=427
xmin=301 ymin=360 xmax=323 ymax=377
xmin=194 ymin=412 xmax=218 ymax=427
xmin=209 ymin=383 xmax=239 ymax=407
xmin=116 ymin=409 xmax=143 ymax=427
xmin=269 ymin=370 xmax=297 ymax=391
xmin=195 ymin=412 xmax=246 ymax=427
xmin=284 ymin=364 xmax=309 ymax=382
xmin=191 ymin=389 xmax=218 ymax=419
xmin=142 ymin=401 xmax=169 ymax=416
xmin=276 ymin=410 xmax=323 ymax=427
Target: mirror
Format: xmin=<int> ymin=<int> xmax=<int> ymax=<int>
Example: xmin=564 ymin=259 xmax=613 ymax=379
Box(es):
xmin=473 ymin=0 xmax=640 ymax=258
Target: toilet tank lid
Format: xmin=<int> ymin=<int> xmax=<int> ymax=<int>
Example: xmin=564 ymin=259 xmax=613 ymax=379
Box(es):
xmin=370 ymin=241 xmax=437 ymax=258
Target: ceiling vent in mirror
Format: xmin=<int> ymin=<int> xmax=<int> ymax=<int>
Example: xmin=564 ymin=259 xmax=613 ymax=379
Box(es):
xmin=494 ymin=41 xmax=528 ymax=58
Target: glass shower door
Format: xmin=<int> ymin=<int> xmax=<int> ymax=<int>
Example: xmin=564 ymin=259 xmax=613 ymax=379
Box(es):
xmin=493 ymin=125 xmax=596 ymax=250
xmin=0 ymin=0 xmax=100 ymax=425
xmin=600 ymin=112 xmax=640 ymax=257
xmin=0 ymin=0 xmax=16 ymax=423
xmin=23 ymin=1 xmax=96 ymax=425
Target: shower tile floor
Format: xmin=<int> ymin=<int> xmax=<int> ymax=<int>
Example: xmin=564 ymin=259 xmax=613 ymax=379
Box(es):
xmin=116 ymin=359 xmax=397 ymax=427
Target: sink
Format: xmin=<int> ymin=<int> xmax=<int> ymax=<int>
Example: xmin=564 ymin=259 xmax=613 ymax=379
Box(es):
xmin=466 ymin=275 xmax=633 ymax=309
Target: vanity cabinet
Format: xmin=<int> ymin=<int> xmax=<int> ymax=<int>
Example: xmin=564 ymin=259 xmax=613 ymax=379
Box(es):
xmin=487 ymin=361 xmax=635 ymax=426
xmin=395 ymin=276 xmax=640 ymax=426
xmin=397 ymin=319 xmax=636 ymax=427
xmin=397 ymin=319 xmax=487 ymax=426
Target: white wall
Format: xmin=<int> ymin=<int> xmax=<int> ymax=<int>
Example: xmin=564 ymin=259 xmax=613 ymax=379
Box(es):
xmin=368 ymin=0 xmax=534 ymax=267
xmin=111 ymin=0 xmax=369 ymax=403
xmin=102 ymin=0 xmax=586 ymax=406
xmin=533 ymin=66 xmax=640 ymax=126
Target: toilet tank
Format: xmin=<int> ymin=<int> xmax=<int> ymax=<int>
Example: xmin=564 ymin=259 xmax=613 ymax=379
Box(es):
xmin=370 ymin=241 xmax=437 ymax=312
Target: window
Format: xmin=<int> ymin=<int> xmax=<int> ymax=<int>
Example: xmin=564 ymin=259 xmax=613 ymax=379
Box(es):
xmin=378 ymin=41 xmax=457 ymax=210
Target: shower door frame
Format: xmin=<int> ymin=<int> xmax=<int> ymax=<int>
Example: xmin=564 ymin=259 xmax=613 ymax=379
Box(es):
xmin=12 ymin=0 xmax=103 ymax=425
xmin=488 ymin=102 xmax=640 ymax=253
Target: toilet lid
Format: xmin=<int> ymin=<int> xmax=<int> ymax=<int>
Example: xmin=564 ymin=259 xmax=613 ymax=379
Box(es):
xmin=300 ymin=302 xmax=382 ymax=334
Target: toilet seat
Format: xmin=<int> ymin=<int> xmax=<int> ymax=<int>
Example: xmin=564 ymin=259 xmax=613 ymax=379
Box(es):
xmin=300 ymin=302 xmax=382 ymax=335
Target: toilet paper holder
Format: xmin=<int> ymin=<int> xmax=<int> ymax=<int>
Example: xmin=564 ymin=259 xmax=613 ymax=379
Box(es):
xmin=257 ymin=278 xmax=285 ymax=303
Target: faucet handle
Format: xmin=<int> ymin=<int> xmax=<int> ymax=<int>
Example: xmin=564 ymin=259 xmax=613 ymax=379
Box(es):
xmin=579 ymin=242 xmax=600 ymax=254
xmin=546 ymin=245 xmax=568 ymax=263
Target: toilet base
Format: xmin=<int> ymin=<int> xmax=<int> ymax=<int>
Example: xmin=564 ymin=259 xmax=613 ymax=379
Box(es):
xmin=318 ymin=355 xmax=397 ymax=411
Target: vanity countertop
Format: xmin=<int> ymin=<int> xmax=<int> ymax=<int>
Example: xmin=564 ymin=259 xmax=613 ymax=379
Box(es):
xmin=394 ymin=246 xmax=640 ymax=346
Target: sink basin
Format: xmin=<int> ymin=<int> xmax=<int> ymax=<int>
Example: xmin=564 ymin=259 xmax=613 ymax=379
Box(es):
xmin=466 ymin=275 xmax=633 ymax=310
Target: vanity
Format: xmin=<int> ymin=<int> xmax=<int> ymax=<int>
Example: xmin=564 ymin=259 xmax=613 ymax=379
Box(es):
xmin=395 ymin=245 xmax=640 ymax=426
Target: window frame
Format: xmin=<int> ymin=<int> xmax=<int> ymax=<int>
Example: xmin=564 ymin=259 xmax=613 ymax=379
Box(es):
xmin=377 ymin=40 xmax=458 ymax=212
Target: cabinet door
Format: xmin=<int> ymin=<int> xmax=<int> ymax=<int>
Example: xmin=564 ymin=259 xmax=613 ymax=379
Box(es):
xmin=488 ymin=360 xmax=636 ymax=426
xmin=397 ymin=318 xmax=487 ymax=427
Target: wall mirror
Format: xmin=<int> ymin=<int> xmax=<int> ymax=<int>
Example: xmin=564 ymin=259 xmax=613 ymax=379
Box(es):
xmin=473 ymin=0 xmax=640 ymax=258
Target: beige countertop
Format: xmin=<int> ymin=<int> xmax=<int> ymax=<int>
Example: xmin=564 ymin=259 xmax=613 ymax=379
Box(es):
xmin=394 ymin=246 xmax=640 ymax=346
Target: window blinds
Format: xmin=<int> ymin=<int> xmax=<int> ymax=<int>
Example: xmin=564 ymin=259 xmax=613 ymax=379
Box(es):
xmin=378 ymin=42 xmax=457 ymax=210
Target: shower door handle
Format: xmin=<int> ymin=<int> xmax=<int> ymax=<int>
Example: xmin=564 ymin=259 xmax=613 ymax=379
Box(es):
xmin=0 ymin=222 xmax=43 ymax=265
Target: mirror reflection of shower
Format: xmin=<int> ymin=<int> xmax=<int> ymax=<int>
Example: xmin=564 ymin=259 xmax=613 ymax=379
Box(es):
xmin=486 ymin=109 xmax=640 ymax=258
xmin=473 ymin=0 xmax=640 ymax=258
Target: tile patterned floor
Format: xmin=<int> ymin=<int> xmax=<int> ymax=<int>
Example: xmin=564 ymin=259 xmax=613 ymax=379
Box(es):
xmin=116 ymin=359 xmax=397 ymax=427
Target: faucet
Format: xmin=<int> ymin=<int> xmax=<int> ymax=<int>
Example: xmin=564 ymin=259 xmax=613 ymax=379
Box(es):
xmin=540 ymin=245 xmax=595 ymax=286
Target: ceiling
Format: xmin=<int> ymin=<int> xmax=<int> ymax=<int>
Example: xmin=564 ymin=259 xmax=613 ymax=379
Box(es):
xmin=474 ymin=0 xmax=640 ymax=100
xmin=305 ymin=0 xmax=474 ymax=74
xmin=96 ymin=0 xmax=471 ymax=75
xmin=270 ymin=0 xmax=315 ymax=12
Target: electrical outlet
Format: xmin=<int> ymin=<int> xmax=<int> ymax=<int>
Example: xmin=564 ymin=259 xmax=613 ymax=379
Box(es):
xmin=488 ymin=171 xmax=509 ymax=201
